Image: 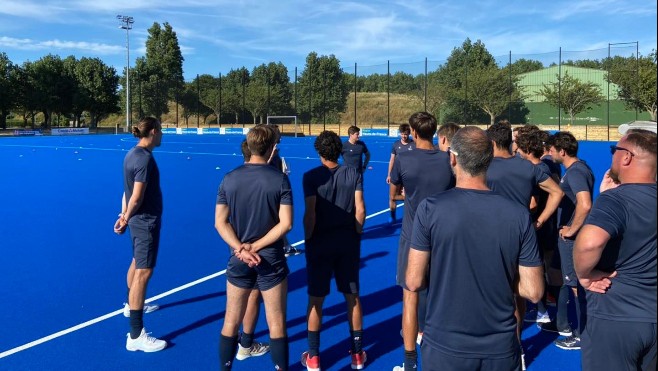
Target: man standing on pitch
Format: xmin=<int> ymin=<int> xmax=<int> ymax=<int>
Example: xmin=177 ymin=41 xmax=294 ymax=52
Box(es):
xmin=406 ymin=127 xmax=544 ymax=371
xmin=539 ymin=131 xmax=594 ymax=351
xmin=390 ymin=112 xmax=455 ymax=371
xmin=114 ymin=117 xmax=166 ymax=352
xmin=301 ymin=131 xmax=367 ymax=370
xmin=387 ymin=123 xmax=414 ymax=223
xmin=215 ymin=125 xmax=292 ymax=370
xmin=574 ymin=129 xmax=656 ymax=371
xmin=342 ymin=125 xmax=370 ymax=174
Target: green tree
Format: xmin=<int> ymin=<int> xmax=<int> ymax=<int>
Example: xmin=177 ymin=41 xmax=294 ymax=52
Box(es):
xmin=195 ymin=74 xmax=221 ymax=123
xmin=469 ymin=65 xmax=524 ymax=126
xmin=390 ymin=71 xmax=417 ymax=94
xmin=221 ymin=67 xmax=249 ymax=124
xmin=0 ymin=52 xmax=17 ymax=129
xmin=510 ymin=58 xmax=544 ymax=75
xmin=412 ymin=71 xmax=448 ymax=120
xmin=13 ymin=62 xmax=40 ymax=127
xmin=30 ymin=54 xmax=74 ymax=127
xmin=435 ymin=38 xmax=499 ymax=124
xmin=540 ymin=71 xmax=604 ymax=126
xmin=139 ymin=22 xmax=185 ymax=120
xmin=298 ymin=52 xmax=349 ymax=123
xmin=74 ymin=57 xmax=120 ymax=126
xmin=607 ymin=51 xmax=657 ymax=121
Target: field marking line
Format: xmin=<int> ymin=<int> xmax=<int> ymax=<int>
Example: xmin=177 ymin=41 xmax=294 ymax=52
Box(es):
xmin=0 ymin=143 xmax=392 ymax=165
xmin=0 ymin=203 xmax=403 ymax=359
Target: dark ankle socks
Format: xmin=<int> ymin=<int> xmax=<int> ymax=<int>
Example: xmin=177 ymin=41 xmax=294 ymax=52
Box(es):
xmin=308 ymin=331 xmax=320 ymax=357
xmin=240 ymin=332 xmax=254 ymax=348
xmin=404 ymin=349 xmax=418 ymax=370
xmin=129 ymin=310 xmax=143 ymax=339
xmin=351 ymin=330 xmax=363 ymax=354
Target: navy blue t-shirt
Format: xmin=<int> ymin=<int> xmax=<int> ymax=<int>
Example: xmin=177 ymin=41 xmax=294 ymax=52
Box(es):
xmin=583 ymin=183 xmax=657 ymax=323
xmin=303 ymin=165 xmax=363 ymax=235
xmin=541 ymin=155 xmax=562 ymax=180
xmin=390 ymin=149 xmax=454 ymax=241
xmin=486 ymin=156 xmax=549 ymax=208
xmin=558 ymin=161 xmax=594 ymax=227
xmin=534 ymin=161 xmax=559 ymax=247
xmin=123 ymin=146 xmax=162 ymax=217
xmin=269 ymin=151 xmax=283 ymax=172
xmin=342 ymin=140 xmax=369 ymax=172
xmin=411 ymin=188 xmax=541 ymax=358
xmin=216 ymin=164 xmax=293 ymax=254
xmin=391 ymin=139 xmax=415 ymax=155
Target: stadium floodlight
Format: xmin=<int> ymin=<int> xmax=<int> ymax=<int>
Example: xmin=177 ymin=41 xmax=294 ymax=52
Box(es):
xmin=117 ymin=15 xmax=134 ymax=133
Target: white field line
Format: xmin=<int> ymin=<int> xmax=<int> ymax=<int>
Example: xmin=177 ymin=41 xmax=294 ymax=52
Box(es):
xmin=0 ymin=203 xmax=403 ymax=359
xmin=0 ymin=143 xmax=392 ymax=164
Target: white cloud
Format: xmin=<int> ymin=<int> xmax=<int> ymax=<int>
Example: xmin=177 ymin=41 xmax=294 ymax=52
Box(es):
xmin=0 ymin=36 xmax=122 ymax=54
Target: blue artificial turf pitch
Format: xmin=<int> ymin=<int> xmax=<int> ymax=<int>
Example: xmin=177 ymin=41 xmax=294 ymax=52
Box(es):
xmin=0 ymin=133 xmax=614 ymax=370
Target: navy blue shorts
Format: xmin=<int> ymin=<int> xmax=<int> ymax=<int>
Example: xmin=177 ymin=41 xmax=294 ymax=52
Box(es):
xmin=557 ymin=237 xmax=577 ymax=286
xmin=305 ymin=230 xmax=360 ymax=297
xmin=421 ymin=343 xmax=521 ymax=371
xmin=581 ymin=316 xmax=657 ymax=371
xmin=129 ymin=214 xmax=161 ymax=269
xmin=396 ymin=236 xmax=410 ymax=288
xmin=226 ymin=248 xmax=289 ymax=291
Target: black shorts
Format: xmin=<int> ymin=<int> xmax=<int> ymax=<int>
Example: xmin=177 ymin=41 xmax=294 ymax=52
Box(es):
xmin=305 ymin=230 xmax=360 ymax=297
xmin=420 ymin=343 xmax=521 ymax=371
xmin=129 ymin=214 xmax=161 ymax=269
xmin=226 ymin=248 xmax=289 ymax=291
xmin=581 ymin=316 xmax=657 ymax=371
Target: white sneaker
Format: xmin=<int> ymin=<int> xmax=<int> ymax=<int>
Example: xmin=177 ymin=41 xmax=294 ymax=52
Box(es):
xmin=536 ymin=311 xmax=551 ymax=323
xmin=126 ymin=328 xmax=167 ymax=352
xmin=393 ymin=364 xmax=417 ymax=370
xmin=123 ymin=302 xmax=160 ymax=318
xmin=235 ymin=341 xmax=270 ymax=360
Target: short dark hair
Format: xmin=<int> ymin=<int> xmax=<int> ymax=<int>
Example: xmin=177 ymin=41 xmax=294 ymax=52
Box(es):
xmin=548 ymin=131 xmax=578 ymax=157
xmin=270 ymin=124 xmax=282 ymax=143
xmin=486 ymin=121 xmax=512 ymax=150
xmin=625 ymin=129 xmax=657 ymax=156
xmin=408 ymin=112 xmax=437 ymax=140
xmin=314 ymin=131 xmax=343 ymax=162
xmin=240 ymin=139 xmax=251 ymax=162
xmin=347 ymin=125 xmax=360 ymax=135
xmin=132 ymin=117 xmax=160 ymax=138
xmin=451 ymin=126 xmax=493 ymax=177
xmin=398 ymin=123 xmax=411 ymax=134
xmin=437 ymin=122 xmax=461 ymax=144
xmin=247 ymin=125 xmax=276 ymax=157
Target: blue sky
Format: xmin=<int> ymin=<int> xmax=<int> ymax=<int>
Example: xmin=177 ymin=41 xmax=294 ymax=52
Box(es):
xmin=0 ymin=0 xmax=656 ymax=80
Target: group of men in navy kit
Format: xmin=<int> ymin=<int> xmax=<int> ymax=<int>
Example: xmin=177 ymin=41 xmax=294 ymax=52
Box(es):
xmin=116 ymin=115 xmax=656 ymax=371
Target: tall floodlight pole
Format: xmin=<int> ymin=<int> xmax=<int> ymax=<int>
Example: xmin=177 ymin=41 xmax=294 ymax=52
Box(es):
xmin=117 ymin=15 xmax=134 ymax=132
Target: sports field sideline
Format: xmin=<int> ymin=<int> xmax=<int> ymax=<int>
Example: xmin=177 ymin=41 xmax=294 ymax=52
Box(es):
xmin=0 ymin=133 xmax=614 ymax=370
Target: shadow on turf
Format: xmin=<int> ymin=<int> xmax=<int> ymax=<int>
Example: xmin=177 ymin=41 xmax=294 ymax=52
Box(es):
xmin=268 ymin=285 xmax=402 ymax=370
xmin=157 ymin=291 xmax=227 ymax=311
xmin=360 ymin=222 xmax=401 ymax=241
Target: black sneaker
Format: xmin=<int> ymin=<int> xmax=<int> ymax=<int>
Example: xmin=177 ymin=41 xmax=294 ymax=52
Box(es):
xmin=538 ymin=322 xmax=572 ymax=337
xmin=554 ymin=335 xmax=581 ymax=350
